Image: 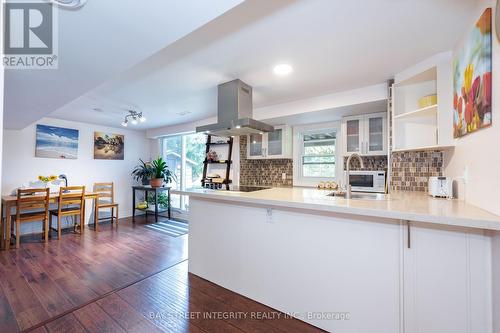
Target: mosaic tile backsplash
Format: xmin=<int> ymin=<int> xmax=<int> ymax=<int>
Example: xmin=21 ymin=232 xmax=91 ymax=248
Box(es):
xmin=239 ymin=136 xmax=293 ymax=187
xmin=343 ymin=156 xmax=388 ymax=171
xmin=390 ymin=150 xmax=443 ymax=192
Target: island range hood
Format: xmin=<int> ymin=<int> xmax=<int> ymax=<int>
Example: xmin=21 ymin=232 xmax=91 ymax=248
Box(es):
xmin=196 ymin=79 xmax=274 ymax=137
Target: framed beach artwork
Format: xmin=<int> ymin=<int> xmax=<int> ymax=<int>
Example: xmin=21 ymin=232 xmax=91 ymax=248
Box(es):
xmin=35 ymin=124 xmax=79 ymax=159
xmin=453 ymin=8 xmax=492 ymax=138
xmin=94 ymin=132 xmax=125 ymax=160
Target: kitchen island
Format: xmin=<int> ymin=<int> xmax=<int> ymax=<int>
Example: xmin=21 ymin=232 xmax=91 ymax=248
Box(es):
xmin=173 ymin=187 xmax=500 ymax=333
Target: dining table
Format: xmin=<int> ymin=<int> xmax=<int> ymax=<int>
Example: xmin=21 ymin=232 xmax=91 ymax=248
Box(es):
xmin=1 ymin=191 xmax=100 ymax=250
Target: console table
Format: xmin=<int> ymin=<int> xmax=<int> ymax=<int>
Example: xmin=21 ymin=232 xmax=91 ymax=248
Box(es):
xmin=132 ymin=185 xmax=171 ymax=222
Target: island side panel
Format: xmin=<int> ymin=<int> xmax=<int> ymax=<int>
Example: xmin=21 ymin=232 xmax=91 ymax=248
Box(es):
xmin=188 ymin=197 xmax=402 ymax=333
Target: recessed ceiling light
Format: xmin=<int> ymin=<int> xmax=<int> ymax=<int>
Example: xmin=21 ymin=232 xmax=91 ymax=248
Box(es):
xmin=273 ymin=63 xmax=293 ymax=76
xmin=177 ymin=110 xmax=192 ymax=116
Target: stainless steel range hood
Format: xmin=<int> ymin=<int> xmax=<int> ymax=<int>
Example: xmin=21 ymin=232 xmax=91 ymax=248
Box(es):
xmin=196 ymin=79 xmax=274 ymax=137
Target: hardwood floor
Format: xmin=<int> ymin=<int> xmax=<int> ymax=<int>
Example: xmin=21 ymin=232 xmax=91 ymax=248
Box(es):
xmin=0 ymin=217 xmax=324 ymax=333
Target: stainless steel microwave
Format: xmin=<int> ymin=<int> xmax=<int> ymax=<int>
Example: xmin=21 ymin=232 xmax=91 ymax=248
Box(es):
xmin=348 ymin=170 xmax=386 ymax=193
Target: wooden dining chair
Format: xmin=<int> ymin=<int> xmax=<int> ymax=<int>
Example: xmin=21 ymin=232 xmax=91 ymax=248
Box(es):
xmin=12 ymin=188 xmax=50 ymax=248
xmin=49 ymin=186 xmax=85 ymax=239
xmin=93 ymin=182 xmax=119 ymax=230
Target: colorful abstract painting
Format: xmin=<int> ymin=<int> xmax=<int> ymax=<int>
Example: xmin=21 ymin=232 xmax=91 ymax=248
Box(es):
xmin=35 ymin=125 xmax=79 ymax=159
xmin=94 ymin=132 xmax=125 ymax=160
xmin=453 ymin=8 xmax=492 ymax=138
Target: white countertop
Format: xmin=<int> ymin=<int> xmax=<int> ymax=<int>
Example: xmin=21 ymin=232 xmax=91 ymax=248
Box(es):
xmin=172 ymin=187 xmax=500 ymax=231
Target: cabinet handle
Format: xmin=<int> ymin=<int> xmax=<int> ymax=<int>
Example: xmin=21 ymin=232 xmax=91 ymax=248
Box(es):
xmin=407 ymin=220 xmax=411 ymax=249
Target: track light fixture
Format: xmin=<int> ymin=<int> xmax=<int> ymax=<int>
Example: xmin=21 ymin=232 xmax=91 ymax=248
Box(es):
xmin=121 ymin=110 xmax=146 ymax=127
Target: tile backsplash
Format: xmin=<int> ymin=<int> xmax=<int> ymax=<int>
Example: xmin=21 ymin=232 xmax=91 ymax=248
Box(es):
xmin=343 ymin=155 xmax=387 ymax=171
xmin=239 ymin=136 xmax=293 ymax=187
xmin=390 ymin=150 xmax=443 ymax=192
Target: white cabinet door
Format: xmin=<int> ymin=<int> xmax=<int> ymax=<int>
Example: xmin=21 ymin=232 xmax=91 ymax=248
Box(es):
xmin=247 ymin=125 xmax=291 ymax=159
xmin=403 ymin=222 xmax=491 ymax=333
xmin=267 ymin=127 xmax=283 ymax=157
xmin=365 ymin=113 xmax=387 ymax=155
xmin=343 ymin=113 xmax=388 ymax=156
xmin=343 ymin=116 xmax=363 ymax=155
xmin=247 ymin=133 xmax=264 ymax=159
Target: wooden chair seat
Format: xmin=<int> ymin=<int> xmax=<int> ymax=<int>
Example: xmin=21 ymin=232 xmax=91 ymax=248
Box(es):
xmin=12 ymin=211 xmax=47 ymax=222
xmin=49 ymin=207 xmax=82 ymax=216
xmin=96 ymin=201 xmax=118 ymax=209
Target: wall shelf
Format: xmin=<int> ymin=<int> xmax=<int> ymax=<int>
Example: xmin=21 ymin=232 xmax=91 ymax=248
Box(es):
xmin=392 ymin=52 xmax=454 ymax=152
xmin=394 ymin=104 xmax=437 ymax=120
xmin=392 ymin=145 xmax=455 ymax=153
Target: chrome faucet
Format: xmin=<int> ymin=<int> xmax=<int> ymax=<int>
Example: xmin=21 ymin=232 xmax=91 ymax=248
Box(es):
xmin=345 ymin=153 xmax=364 ymax=199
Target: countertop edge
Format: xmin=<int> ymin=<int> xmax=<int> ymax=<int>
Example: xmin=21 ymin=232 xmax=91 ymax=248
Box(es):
xmin=172 ymin=189 xmax=500 ymax=231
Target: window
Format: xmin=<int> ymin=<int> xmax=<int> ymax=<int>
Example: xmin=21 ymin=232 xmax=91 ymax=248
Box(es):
xmin=162 ymin=133 xmax=206 ymax=212
xmin=293 ymin=122 xmax=341 ymax=187
xmin=301 ymin=132 xmax=336 ymax=178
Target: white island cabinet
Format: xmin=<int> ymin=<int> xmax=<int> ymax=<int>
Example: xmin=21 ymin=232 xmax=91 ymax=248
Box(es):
xmin=189 ymin=199 xmax=402 ymax=332
xmin=176 ymin=188 xmax=498 ymax=333
xmin=402 ymin=223 xmax=491 ymax=333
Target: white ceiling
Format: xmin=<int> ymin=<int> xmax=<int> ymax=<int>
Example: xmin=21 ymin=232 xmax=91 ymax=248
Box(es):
xmin=3 ymin=0 xmax=244 ymax=128
xmin=8 ymin=0 xmax=477 ymax=130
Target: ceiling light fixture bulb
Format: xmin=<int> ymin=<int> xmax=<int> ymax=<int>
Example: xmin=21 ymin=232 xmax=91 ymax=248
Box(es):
xmin=273 ymin=63 xmax=293 ymax=76
xmin=139 ymin=115 xmax=146 ymax=122
xmin=121 ymin=121 xmax=128 ymax=127
xmin=131 ymin=118 xmax=138 ymax=125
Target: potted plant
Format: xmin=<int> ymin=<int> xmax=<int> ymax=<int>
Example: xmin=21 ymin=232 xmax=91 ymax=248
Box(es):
xmin=132 ymin=159 xmax=153 ymax=185
xmin=149 ymin=156 xmax=175 ymax=187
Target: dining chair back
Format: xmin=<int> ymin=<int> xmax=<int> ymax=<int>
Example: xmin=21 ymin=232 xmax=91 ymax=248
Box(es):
xmin=93 ymin=182 xmax=119 ymax=231
xmin=14 ymin=188 xmax=50 ymax=247
xmin=50 ymin=186 xmax=85 ymax=239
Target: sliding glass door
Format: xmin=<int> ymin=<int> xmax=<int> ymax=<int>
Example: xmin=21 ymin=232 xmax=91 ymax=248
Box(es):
xmin=162 ymin=133 xmax=206 ymax=212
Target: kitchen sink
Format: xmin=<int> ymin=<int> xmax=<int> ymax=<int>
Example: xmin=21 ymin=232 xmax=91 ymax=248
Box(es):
xmin=327 ymin=192 xmax=389 ymax=201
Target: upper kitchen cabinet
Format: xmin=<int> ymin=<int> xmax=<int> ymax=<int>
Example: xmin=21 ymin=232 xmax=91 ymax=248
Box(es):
xmin=247 ymin=125 xmax=292 ymax=159
xmin=342 ymin=112 xmax=387 ymax=156
xmin=392 ymin=52 xmax=455 ymax=152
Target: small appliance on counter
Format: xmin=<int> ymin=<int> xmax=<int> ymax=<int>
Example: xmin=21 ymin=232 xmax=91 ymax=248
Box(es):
xmin=347 ymin=170 xmax=386 ymax=193
xmin=428 ymin=176 xmax=453 ymax=198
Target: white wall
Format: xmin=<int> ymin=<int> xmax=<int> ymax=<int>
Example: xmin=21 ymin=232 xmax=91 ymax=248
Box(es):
xmin=0 ymin=0 xmax=4 ymax=223
xmin=2 ymin=117 xmax=152 ymax=232
xmin=444 ymin=0 xmax=500 ymax=216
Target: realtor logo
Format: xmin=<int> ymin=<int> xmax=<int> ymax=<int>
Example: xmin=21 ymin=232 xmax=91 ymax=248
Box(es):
xmin=2 ymin=0 xmax=58 ymax=69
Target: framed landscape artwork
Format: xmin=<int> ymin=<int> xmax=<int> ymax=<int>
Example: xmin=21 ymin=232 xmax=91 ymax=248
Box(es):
xmin=94 ymin=132 xmax=125 ymax=160
xmin=453 ymin=8 xmax=492 ymax=138
xmin=35 ymin=124 xmax=79 ymax=159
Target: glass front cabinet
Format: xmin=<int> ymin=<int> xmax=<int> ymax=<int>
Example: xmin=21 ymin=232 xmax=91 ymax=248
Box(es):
xmin=342 ymin=112 xmax=387 ymax=156
xmin=246 ymin=125 xmax=292 ymax=159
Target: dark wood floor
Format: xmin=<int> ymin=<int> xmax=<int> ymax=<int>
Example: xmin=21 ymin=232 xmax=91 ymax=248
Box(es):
xmin=0 ymin=217 xmax=324 ymax=333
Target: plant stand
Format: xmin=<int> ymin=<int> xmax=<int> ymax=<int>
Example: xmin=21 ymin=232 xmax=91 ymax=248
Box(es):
xmin=132 ymin=185 xmax=171 ymax=223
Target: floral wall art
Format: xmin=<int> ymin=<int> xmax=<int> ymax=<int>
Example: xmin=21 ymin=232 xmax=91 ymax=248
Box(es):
xmin=453 ymin=8 xmax=492 ymax=138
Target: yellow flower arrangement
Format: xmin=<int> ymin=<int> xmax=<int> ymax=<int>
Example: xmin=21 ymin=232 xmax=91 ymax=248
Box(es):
xmin=38 ymin=175 xmax=58 ymax=183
